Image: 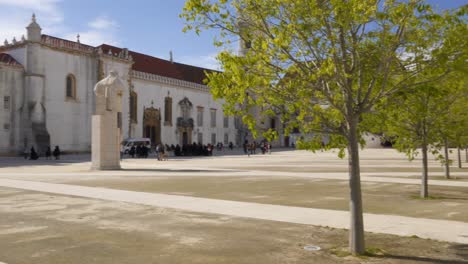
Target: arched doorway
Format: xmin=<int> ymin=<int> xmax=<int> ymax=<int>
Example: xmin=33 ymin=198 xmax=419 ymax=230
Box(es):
xmin=143 ymin=106 xmax=161 ymax=146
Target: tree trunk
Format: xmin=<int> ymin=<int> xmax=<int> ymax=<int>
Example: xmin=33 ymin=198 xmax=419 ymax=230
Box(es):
xmin=347 ymin=119 xmax=365 ymax=255
xmin=458 ymin=147 xmax=462 ymax=169
xmin=421 ymin=142 xmax=429 ymax=198
xmin=444 ymin=138 xmax=450 ymax=179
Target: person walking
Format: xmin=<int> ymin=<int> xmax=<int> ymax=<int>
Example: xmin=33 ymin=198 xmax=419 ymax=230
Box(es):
xmin=156 ymin=144 xmax=161 ymax=161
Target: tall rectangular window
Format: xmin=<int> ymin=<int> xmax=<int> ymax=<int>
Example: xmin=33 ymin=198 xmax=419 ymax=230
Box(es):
xmin=211 ymin=133 xmax=216 ymax=145
xmin=234 ymin=116 xmax=240 ymax=129
xmin=130 ymin=91 xmax=137 ymax=123
xmin=164 ymin=97 xmax=172 ymax=126
xmin=224 ymin=133 xmax=229 ymax=145
xmin=223 ymin=116 xmax=229 ymax=128
xmin=197 ymin=133 xmax=203 ymax=144
xmin=197 ymin=107 xmax=204 ymax=126
xmin=4 ymin=96 xmax=10 ymax=110
xmin=270 ymin=118 xmax=276 ymax=130
xmin=210 ymin=109 xmax=217 ymax=128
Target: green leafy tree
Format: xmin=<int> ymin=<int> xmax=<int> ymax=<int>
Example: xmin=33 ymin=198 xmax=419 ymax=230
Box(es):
xmin=377 ymin=78 xmax=462 ymax=196
xmin=181 ymin=0 xmax=466 ymax=254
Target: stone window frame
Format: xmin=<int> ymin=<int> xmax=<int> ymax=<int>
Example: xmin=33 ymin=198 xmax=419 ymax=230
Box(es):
xmin=65 ymin=74 xmax=77 ymax=101
xmin=211 ymin=133 xmax=216 ymax=145
xmin=164 ymin=96 xmax=173 ymax=126
xmin=197 ymin=106 xmax=204 ymax=127
xmin=223 ymin=115 xmax=229 ymax=128
xmin=3 ymin=96 xmax=10 ymax=110
xmin=197 ymin=132 xmax=203 ymax=144
xmin=210 ymin=108 xmax=217 ymax=128
xmin=130 ymin=91 xmax=138 ymax=123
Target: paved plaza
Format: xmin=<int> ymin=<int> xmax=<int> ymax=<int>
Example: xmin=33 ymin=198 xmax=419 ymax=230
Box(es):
xmin=0 ymin=148 xmax=467 ymax=263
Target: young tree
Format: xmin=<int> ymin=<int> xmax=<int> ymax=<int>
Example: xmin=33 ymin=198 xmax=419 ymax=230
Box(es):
xmin=182 ymin=0 xmax=466 ymax=254
xmin=376 ymin=78 xmax=462 ymax=196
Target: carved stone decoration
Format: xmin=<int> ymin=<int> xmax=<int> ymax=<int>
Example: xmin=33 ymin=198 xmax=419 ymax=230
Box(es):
xmin=143 ymin=106 xmax=161 ymax=145
xmin=177 ymin=97 xmax=193 ymax=145
xmin=179 ymin=97 xmax=193 ymax=120
xmin=91 ymin=71 xmax=125 ymax=170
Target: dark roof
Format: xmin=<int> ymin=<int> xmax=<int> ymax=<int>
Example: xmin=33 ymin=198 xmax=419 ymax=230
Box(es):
xmin=0 ymin=53 xmax=23 ymax=67
xmin=99 ymin=44 xmax=216 ymax=85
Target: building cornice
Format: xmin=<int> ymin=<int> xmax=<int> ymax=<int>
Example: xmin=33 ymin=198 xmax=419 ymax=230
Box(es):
xmin=131 ymin=70 xmax=210 ymax=92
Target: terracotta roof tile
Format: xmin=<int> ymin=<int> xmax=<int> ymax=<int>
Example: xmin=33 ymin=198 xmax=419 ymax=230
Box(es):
xmin=0 ymin=53 xmax=23 ymax=67
xmin=99 ymin=44 xmax=216 ymax=85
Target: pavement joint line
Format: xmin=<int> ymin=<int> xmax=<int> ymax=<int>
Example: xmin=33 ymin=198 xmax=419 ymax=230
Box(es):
xmin=0 ymin=178 xmax=467 ymax=244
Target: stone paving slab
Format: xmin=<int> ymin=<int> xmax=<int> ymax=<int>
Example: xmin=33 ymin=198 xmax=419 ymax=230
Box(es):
xmin=0 ymin=178 xmax=467 ymax=244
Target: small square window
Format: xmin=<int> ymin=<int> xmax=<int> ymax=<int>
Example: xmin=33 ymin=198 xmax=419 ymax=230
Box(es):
xmin=3 ymin=123 xmax=10 ymax=130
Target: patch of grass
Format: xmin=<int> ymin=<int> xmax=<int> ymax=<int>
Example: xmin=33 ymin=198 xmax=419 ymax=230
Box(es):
xmin=410 ymin=235 xmax=420 ymax=238
xmin=364 ymin=247 xmax=386 ymax=257
xmin=329 ymin=247 xmax=351 ymax=258
xmin=330 ymin=246 xmax=386 ymax=259
xmin=410 ymin=195 xmax=445 ymax=200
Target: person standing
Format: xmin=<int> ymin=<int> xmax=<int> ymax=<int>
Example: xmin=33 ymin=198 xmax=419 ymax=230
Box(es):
xmin=53 ymin=146 xmax=61 ymax=160
xmin=23 ymin=147 xmax=29 ymax=159
xmin=45 ymin=146 xmax=52 ymax=160
xmin=243 ymin=140 xmax=248 ymax=154
xmin=29 ymin=147 xmax=39 ymax=160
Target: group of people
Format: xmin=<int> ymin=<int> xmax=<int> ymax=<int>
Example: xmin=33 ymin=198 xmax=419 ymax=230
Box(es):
xmin=24 ymin=146 xmax=61 ymax=160
xmin=243 ymin=140 xmax=271 ymax=156
xmin=174 ymin=142 xmax=214 ymax=157
xmin=127 ymin=144 xmax=150 ymax=158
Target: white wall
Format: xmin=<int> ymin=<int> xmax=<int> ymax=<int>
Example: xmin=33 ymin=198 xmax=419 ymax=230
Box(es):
xmin=132 ymin=78 xmax=237 ymax=146
xmin=0 ymin=66 xmax=24 ymax=154
xmin=40 ymin=47 xmax=98 ymax=151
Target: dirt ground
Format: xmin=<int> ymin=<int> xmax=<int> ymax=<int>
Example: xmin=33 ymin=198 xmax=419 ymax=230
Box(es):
xmin=65 ymin=176 xmax=468 ymax=223
xmin=0 ymin=188 xmax=466 ymax=264
xmin=1 ymin=149 xmax=467 ymax=263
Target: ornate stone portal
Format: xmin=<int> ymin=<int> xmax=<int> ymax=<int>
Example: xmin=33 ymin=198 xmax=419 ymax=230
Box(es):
xmin=177 ymin=97 xmax=194 ymax=145
xmin=91 ymin=71 xmax=125 ymax=170
xmin=143 ymin=105 xmax=161 ymax=146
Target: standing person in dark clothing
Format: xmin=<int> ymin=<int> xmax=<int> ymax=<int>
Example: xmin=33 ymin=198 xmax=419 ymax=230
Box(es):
xmin=45 ymin=146 xmax=52 ymax=160
xmin=53 ymin=146 xmax=61 ymax=160
xmin=174 ymin=144 xmax=181 ymax=156
xmin=135 ymin=144 xmax=140 ymax=158
xmin=229 ymin=142 xmax=233 ymax=150
xmin=29 ymin=147 xmax=39 ymax=160
xmin=243 ymin=140 xmax=248 ymax=154
xmin=129 ymin=145 xmax=136 ymax=158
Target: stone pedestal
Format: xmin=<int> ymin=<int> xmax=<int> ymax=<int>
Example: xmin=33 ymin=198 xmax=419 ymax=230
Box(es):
xmin=91 ymin=112 xmax=121 ymax=170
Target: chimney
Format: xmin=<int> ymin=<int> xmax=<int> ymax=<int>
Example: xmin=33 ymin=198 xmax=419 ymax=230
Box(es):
xmin=169 ymin=50 xmax=173 ymax=63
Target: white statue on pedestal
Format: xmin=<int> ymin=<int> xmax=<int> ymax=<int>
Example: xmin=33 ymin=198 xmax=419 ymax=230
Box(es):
xmin=91 ymin=71 xmax=125 ymax=170
xmin=94 ymin=71 xmax=125 ymax=114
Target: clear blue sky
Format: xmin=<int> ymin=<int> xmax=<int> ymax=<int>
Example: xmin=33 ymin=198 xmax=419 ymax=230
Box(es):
xmin=0 ymin=0 xmax=466 ymax=70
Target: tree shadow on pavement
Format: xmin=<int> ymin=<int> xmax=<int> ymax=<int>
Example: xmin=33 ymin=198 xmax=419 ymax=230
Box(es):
xmin=377 ymin=254 xmax=468 ymax=264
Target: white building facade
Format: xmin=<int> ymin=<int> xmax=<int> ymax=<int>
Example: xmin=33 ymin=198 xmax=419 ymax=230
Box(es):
xmin=0 ymin=16 xmax=239 ymax=154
